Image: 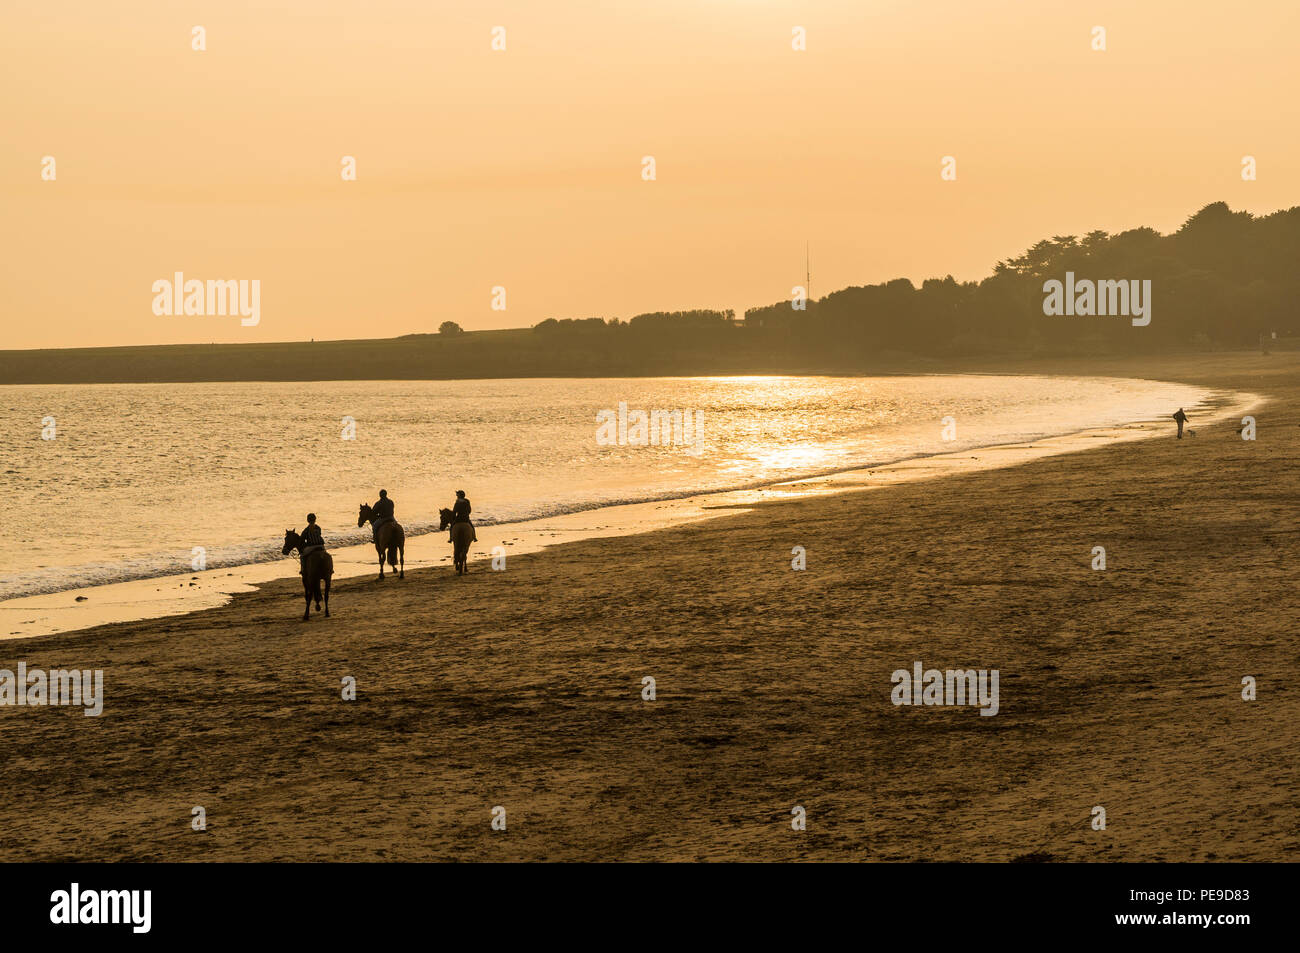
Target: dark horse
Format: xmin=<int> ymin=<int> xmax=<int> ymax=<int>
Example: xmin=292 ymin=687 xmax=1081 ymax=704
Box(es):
xmin=283 ymin=529 xmax=333 ymax=621
xmin=438 ymin=507 xmax=474 ymax=575
xmin=358 ymin=503 xmax=405 ymax=579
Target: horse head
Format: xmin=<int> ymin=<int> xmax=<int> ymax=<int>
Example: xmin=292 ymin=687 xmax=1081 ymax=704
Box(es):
xmin=358 ymin=503 xmax=371 ymax=528
xmin=438 ymin=508 xmax=453 ymax=531
xmin=282 ymin=528 xmax=300 ymax=555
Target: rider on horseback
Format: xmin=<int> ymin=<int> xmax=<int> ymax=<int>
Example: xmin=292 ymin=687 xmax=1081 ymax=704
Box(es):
xmin=360 ymin=490 xmax=405 ymax=579
xmin=371 ymin=489 xmax=394 ymax=531
xmin=448 ymin=489 xmax=476 ymax=542
xmin=299 ymin=513 xmax=324 ymax=574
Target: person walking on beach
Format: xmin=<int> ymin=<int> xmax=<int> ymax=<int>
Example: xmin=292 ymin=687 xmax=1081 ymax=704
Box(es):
xmin=448 ymin=489 xmax=476 ymax=542
xmin=299 ymin=513 xmax=324 ymax=574
xmin=1173 ymin=408 xmax=1190 ymax=439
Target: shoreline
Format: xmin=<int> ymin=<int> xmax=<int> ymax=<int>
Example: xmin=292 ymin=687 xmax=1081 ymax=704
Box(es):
xmin=0 ymin=377 xmax=1248 ymax=641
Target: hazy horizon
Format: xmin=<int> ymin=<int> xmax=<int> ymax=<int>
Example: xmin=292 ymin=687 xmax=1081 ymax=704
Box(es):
xmin=4 ymin=0 xmax=1298 ymax=350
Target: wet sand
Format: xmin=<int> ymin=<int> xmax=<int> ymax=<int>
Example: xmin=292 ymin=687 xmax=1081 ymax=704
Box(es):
xmin=1 ymin=352 xmax=1296 ymax=861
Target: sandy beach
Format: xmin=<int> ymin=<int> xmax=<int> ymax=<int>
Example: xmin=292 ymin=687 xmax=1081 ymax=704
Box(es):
xmin=2 ymin=352 xmax=1297 ymax=862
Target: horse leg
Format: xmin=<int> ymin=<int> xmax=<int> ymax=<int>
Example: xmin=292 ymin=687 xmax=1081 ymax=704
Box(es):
xmin=323 ymin=575 xmax=331 ymax=617
xmin=377 ymin=545 xmax=385 ymax=580
xmin=302 ymin=582 xmax=311 ymax=621
xmin=314 ymin=577 xmax=322 ymax=611
xmin=399 ymin=544 xmax=404 ymax=579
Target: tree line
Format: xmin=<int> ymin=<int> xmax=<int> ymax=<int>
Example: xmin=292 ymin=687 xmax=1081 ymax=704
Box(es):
xmin=539 ymin=202 xmax=1300 ymax=359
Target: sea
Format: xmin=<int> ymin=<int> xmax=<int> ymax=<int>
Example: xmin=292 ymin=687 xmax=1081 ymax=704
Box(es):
xmin=0 ymin=374 xmax=1209 ymax=602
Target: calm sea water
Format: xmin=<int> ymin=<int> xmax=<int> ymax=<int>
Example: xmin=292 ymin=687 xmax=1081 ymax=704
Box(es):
xmin=0 ymin=375 xmax=1205 ymax=599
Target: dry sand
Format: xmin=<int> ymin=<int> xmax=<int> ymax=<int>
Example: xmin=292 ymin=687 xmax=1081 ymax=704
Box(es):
xmin=1 ymin=352 xmax=1297 ymax=862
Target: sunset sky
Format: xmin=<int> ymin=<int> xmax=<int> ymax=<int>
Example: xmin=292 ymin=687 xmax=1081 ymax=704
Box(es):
xmin=2 ymin=0 xmax=1297 ymax=349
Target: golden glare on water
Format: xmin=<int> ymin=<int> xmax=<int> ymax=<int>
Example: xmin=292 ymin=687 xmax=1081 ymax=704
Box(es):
xmin=750 ymin=442 xmax=834 ymax=473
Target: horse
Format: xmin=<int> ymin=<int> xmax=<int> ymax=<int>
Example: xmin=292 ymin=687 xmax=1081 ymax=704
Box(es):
xmin=358 ymin=503 xmax=405 ymax=579
xmin=283 ymin=529 xmax=333 ymax=621
xmin=439 ymin=507 xmax=475 ymax=575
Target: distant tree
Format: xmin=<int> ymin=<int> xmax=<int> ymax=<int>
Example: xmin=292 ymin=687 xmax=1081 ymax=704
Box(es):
xmin=534 ymin=317 xmax=607 ymax=333
xmin=1081 ymin=230 xmax=1110 ymax=255
xmin=439 ymin=321 xmax=463 ymax=335
xmin=628 ymin=309 xmax=733 ymax=331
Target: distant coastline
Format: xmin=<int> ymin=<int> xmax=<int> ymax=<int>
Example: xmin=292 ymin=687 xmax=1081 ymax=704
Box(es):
xmin=0 ymin=331 xmax=1282 ymax=386
xmin=0 ymin=327 xmax=1286 ymax=387
xmin=0 ymin=327 xmax=835 ymax=385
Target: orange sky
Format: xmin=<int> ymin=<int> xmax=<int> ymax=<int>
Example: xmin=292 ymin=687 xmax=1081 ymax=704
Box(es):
xmin=2 ymin=0 xmax=1297 ymax=349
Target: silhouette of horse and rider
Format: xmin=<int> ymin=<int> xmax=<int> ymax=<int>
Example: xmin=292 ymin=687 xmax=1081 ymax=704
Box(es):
xmin=358 ymin=488 xmax=405 ymax=580
xmin=282 ymin=513 xmax=332 ymax=621
xmin=438 ymin=489 xmax=477 ymax=575
xmin=282 ymin=488 xmax=476 ymax=618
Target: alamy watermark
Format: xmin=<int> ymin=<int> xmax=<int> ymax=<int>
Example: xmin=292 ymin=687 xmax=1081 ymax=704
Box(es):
xmin=152 ymin=273 xmax=260 ymax=326
xmin=0 ymin=663 xmax=103 ymax=716
xmin=50 ymin=883 xmax=150 ymax=933
xmin=596 ymin=402 xmax=704 ymax=454
xmin=1042 ymin=272 xmax=1150 ymax=326
xmin=891 ymin=661 xmax=999 ymax=716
